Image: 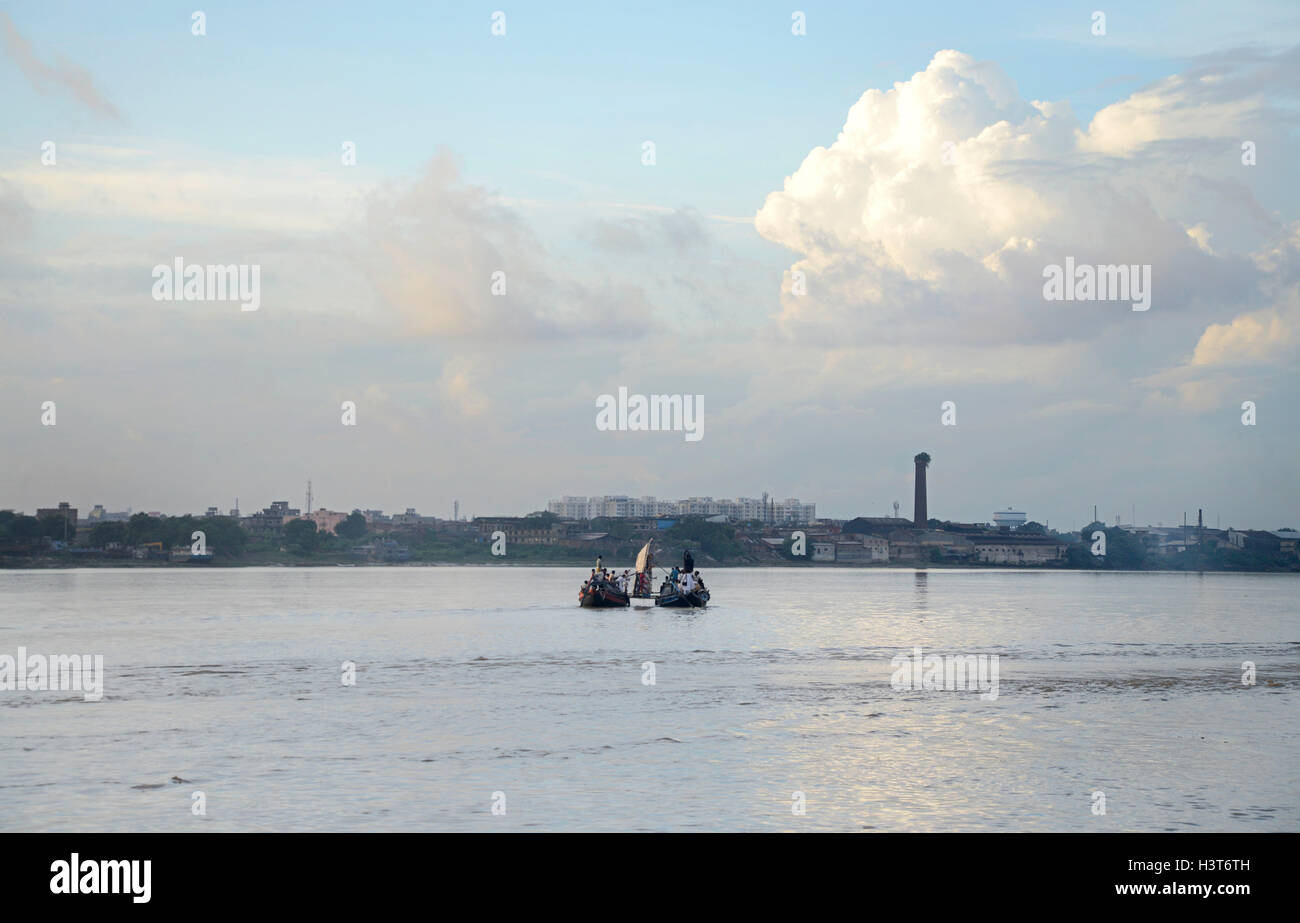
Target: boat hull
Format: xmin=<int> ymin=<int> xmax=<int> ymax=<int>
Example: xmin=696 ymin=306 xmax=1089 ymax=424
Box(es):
xmin=654 ymin=589 xmax=709 ymax=608
xmin=578 ymin=585 xmax=630 ymax=608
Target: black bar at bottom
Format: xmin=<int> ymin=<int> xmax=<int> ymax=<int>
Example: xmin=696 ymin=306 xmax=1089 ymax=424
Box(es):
xmin=1 ymin=832 xmax=1288 ymax=908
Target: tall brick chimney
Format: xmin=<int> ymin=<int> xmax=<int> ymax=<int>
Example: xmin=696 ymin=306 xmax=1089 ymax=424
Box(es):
xmin=914 ymin=453 xmax=931 ymax=527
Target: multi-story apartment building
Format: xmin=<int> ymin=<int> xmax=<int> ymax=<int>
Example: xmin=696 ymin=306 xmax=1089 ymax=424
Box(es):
xmin=243 ymin=501 xmax=300 ymax=538
xmin=547 ymin=495 xmax=816 ymax=523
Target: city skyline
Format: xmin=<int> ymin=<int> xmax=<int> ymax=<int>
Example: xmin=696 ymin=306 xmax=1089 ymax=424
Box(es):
xmin=8 ymin=490 xmax=1289 ymax=533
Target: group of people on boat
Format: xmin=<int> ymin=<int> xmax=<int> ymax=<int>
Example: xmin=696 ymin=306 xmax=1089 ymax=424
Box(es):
xmin=580 ymin=564 xmax=633 ymax=595
xmin=577 ymin=546 xmax=709 ymax=608
xmin=658 ymin=566 xmax=707 ymax=597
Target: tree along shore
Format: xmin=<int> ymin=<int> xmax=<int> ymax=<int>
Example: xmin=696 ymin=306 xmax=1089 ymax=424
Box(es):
xmin=2 ymin=512 xmax=1297 ymax=573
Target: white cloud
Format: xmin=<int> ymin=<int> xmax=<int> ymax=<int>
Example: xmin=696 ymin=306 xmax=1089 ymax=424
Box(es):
xmin=1136 ymin=223 xmax=1300 ymax=410
xmin=436 ymin=358 xmax=492 ymax=417
xmin=754 ymin=49 xmax=1290 ymax=355
xmin=1191 ymin=304 xmax=1297 ymax=368
xmin=351 ymin=152 xmax=657 ymax=340
xmin=5 ymin=144 xmax=366 ymax=232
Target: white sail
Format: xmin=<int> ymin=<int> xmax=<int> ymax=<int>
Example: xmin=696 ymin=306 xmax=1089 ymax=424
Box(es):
xmin=635 ymin=541 xmax=653 ymax=574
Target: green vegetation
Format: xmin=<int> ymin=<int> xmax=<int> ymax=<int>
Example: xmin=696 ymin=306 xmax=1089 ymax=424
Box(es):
xmin=1156 ymin=542 xmax=1300 ymax=573
xmin=664 ymin=519 xmax=746 ymax=563
xmin=335 ymin=511 xmax=367 ymax=540
xmin=1065 ymin=522 xmax=1146 ymax=569
xmin=0 ymin=510 xmax=250 ymax=557
xmin=587 ymin=517 xmax=640 ymax=541
xmin=283 ymin=519 xmax=321 ymax=554
xmin=780 ymin=534 xmax=812 ymax=562
xmin=3 ymin=508 xmax=1297 ymax=572
xmin=0 ymin=510 xmax=74 ymax=541
xmin=88 ymin=521 xmax=128 ymax=546
xmin=119 ymin=512 xmax=250 ymax=556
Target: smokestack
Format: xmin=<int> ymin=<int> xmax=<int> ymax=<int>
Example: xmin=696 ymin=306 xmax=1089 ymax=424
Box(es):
xmin=913 ymin=453 xmax=931 ymax=527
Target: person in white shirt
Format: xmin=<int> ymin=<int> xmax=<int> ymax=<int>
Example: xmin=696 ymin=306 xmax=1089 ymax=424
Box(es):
xmin=680 ymin=571 xmax=695 ymax=593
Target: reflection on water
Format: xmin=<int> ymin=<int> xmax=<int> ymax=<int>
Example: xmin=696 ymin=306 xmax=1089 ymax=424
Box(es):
xmin=0 ymin=567 xmax=1296 ymax=832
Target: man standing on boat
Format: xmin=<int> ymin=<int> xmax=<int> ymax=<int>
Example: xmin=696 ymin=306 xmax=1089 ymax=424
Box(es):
xmin=683 ymin=548 xmax=694 ymax=574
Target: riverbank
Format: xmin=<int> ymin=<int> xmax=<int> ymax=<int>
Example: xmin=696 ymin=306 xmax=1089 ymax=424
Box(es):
xmin=6 ymin=556 xmax=1299 ymax=573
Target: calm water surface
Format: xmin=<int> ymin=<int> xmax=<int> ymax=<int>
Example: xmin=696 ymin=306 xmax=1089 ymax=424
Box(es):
xmin=1 ymin=566 xmax=1296 ymax=831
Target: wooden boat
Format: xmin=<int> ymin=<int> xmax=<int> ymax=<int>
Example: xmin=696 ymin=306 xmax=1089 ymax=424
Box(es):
xmin=578 ymin=541 xmax=711 ymax=609
xmin=578 ymin=581 xmax=630 ymax=608
xmin=654 ymin=587 xmax=710 ymax=608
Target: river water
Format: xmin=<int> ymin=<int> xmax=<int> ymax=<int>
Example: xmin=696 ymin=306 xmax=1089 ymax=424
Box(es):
xmin=1 ymin=566 xmax=1296 ymax=831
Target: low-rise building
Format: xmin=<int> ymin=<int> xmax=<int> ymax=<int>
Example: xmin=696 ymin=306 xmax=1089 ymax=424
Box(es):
xmin=473 ymin=517 xmax=558 ymax=545
xmin=244 ymin=501 xmax=300 ymax=538
xmin=85 ymin=505 xmax=131 ymax=523
xmin=304 ymin=509 xmax=348 ymax=534
xmin=843 ymin=517 xmax=907 ymax=537
xmin=919 ymin=531 xmax=975 ymax=559
xmin=833 ymin=535 xmax=890 ymax=564
xmin=969 ymin=534 xmax=1066 ymax=565
xmin=1231 ymin=529 xmax=1300 ymax=557
xmin=886 ymin=529 xmax=924 ymax=562
xmin=36 ymin=502 xmax=78 ymax=525
xmin=1274 ymin=530 xmax=1300 ymax=556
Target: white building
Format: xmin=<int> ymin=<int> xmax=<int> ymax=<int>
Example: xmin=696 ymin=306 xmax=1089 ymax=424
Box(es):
xmin=992 ymin=508 xmax=1027 ymax=530
xmin=547 ymin=495 xmax=815 ymax=523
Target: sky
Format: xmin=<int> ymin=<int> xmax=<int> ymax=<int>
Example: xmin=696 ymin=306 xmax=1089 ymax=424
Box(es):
xmin=2 ymin=1 xmax=1299 ymax=530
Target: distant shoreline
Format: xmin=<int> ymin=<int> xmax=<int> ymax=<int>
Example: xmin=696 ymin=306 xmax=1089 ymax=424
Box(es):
xmin=3 ymin=559 xmax=1298 ymax=574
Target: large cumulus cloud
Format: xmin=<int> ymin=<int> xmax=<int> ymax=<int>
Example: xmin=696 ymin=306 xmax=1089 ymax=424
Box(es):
xmin=754 ymin=49 xmax=1295 ymax=354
